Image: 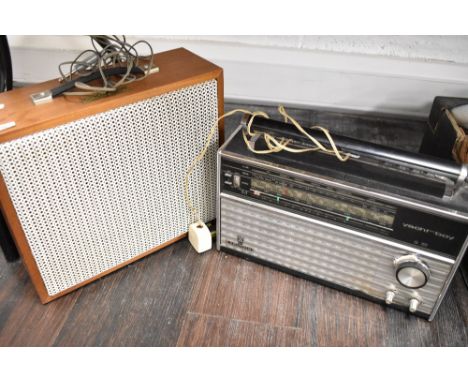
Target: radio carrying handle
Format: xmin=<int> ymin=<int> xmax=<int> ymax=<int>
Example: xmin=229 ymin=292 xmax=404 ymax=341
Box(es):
xmin=246 ymin=115 xmax=468 ymax=188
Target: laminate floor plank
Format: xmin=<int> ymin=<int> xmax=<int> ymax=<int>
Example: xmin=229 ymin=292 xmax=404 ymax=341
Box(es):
xmin=299 ymin=281 xmax=388 ymax=347
xmin=52 ymin=241 xmax=206 ymax=346
xmin=176 ymin=312 xmax=309 ymax=347
xmin=187 ymin=251 xmax=306 ymax=329
xmin=0 ymin=263 xmax=80 ymax=346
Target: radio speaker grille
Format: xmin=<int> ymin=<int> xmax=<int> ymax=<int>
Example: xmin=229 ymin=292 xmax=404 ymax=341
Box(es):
xmin=0 ymin=79 xmax=218 ymax=296
xmin=220 ymin=195 xmax=452 ymax=316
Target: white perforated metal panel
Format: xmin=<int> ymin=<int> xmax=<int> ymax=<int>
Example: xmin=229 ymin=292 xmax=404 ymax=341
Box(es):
xmin=0 ymin=79 xmax=218 ymax=296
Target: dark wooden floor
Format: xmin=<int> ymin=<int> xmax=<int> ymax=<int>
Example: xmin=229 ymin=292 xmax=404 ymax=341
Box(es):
xmin=1 ymin=240 xmax=467 ymax=346
xmin=0 ymin=103 xmax=467 ymax=346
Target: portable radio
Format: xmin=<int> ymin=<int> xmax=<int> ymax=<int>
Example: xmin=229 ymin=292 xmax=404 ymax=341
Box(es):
xmin=217 ymin=115 xmax=468 ymax=320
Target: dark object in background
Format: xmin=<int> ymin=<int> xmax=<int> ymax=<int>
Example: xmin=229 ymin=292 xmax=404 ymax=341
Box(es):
xmin=0 ymin=209 xmax=18 ymax=262
xmin=0 ymin=36 xmax=19 ymax=263
xmin=0 ymin=35 xmax=13 ymax=92
xmin=420 ymin=96 xmax=468 ymax=289
xmin=420 ymin=96 xmax=468 ymax=164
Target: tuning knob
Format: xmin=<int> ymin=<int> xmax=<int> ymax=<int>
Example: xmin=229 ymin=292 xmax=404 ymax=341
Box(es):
xmin=394 ymin=255 xmax=430 ymax=289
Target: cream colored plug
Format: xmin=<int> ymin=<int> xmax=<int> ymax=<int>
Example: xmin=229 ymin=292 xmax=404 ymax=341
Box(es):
xmin=188 ymin=221 xmax=212 ymax=253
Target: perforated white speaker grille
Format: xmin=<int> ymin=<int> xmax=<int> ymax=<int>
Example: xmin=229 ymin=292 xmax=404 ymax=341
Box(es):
xmin=0 ymin=79 xmax=218 ymax=296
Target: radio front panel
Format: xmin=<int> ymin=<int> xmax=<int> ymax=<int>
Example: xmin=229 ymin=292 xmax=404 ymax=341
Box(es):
xmin=218 ymin=194 xmax=454 ymax=318
xmin=217 ymin=119 xmax=468 ymax=321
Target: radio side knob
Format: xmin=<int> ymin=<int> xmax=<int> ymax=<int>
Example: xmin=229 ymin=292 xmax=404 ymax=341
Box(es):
xmin=394 ymin=255 xmax=430 ymax=289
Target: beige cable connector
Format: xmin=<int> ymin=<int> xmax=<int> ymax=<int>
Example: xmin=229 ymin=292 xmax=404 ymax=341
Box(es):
xmin=188 ymin=221 xmax=212 ymax=253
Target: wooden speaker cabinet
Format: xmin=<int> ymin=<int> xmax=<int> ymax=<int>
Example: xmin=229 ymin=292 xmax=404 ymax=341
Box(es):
xmin=0 ymin=48 xmax=223 ymax=303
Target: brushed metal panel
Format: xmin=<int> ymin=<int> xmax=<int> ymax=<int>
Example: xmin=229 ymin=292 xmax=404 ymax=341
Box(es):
xmin=220 ymin=195 xmax=453 ymax=316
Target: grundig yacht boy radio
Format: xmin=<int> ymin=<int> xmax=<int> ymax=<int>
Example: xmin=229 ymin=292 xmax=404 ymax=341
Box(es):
xmin=217 ymin=115 xmax=468 ymax=321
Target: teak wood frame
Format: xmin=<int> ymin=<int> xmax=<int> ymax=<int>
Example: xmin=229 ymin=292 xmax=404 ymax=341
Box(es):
xmin=0 ymin=48 xmax=224 ymax=303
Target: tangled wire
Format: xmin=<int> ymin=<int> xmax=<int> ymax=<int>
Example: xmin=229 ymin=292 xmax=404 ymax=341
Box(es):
xmin=58 ymin=35 xmax=157 ymax=96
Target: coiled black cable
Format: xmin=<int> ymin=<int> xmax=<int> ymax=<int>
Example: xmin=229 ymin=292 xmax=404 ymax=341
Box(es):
xmin=0 ymin=35 xmax=19 ymax=262
xmin=0 ymin=35 xmax=13 ymax=92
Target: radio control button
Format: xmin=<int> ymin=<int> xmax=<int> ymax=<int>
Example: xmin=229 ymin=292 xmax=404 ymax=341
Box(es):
xmin=394 ymin=255 xmax=430 ymax=289
xmin=385 ymin=291 xmax=395 ymax=305
xmin=233 ymin=174 xmax=241 ymax=188
xmin=409 ymin=298 xmax=420 ymax=313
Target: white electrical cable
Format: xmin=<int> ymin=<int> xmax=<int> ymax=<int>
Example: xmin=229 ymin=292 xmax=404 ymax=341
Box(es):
xmin=184 ymin=105 xmax=352 ymax=225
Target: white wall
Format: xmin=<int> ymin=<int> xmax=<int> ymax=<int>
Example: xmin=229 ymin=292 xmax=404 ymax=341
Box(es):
xmin=8 ymin=35 xmax=468 ymax=117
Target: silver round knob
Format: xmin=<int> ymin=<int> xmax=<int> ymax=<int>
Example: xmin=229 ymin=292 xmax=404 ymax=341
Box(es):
xmin=395 ymin=255 xmax=430 ymax=289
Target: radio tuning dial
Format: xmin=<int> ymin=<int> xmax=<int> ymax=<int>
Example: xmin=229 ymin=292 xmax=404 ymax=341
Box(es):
xmin=394 ymin=255 xmax=430 ymax=289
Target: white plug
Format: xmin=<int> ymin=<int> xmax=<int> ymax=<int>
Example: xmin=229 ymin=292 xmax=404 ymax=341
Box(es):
xmin=188 ymin=220 xmax=212 ymax=253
